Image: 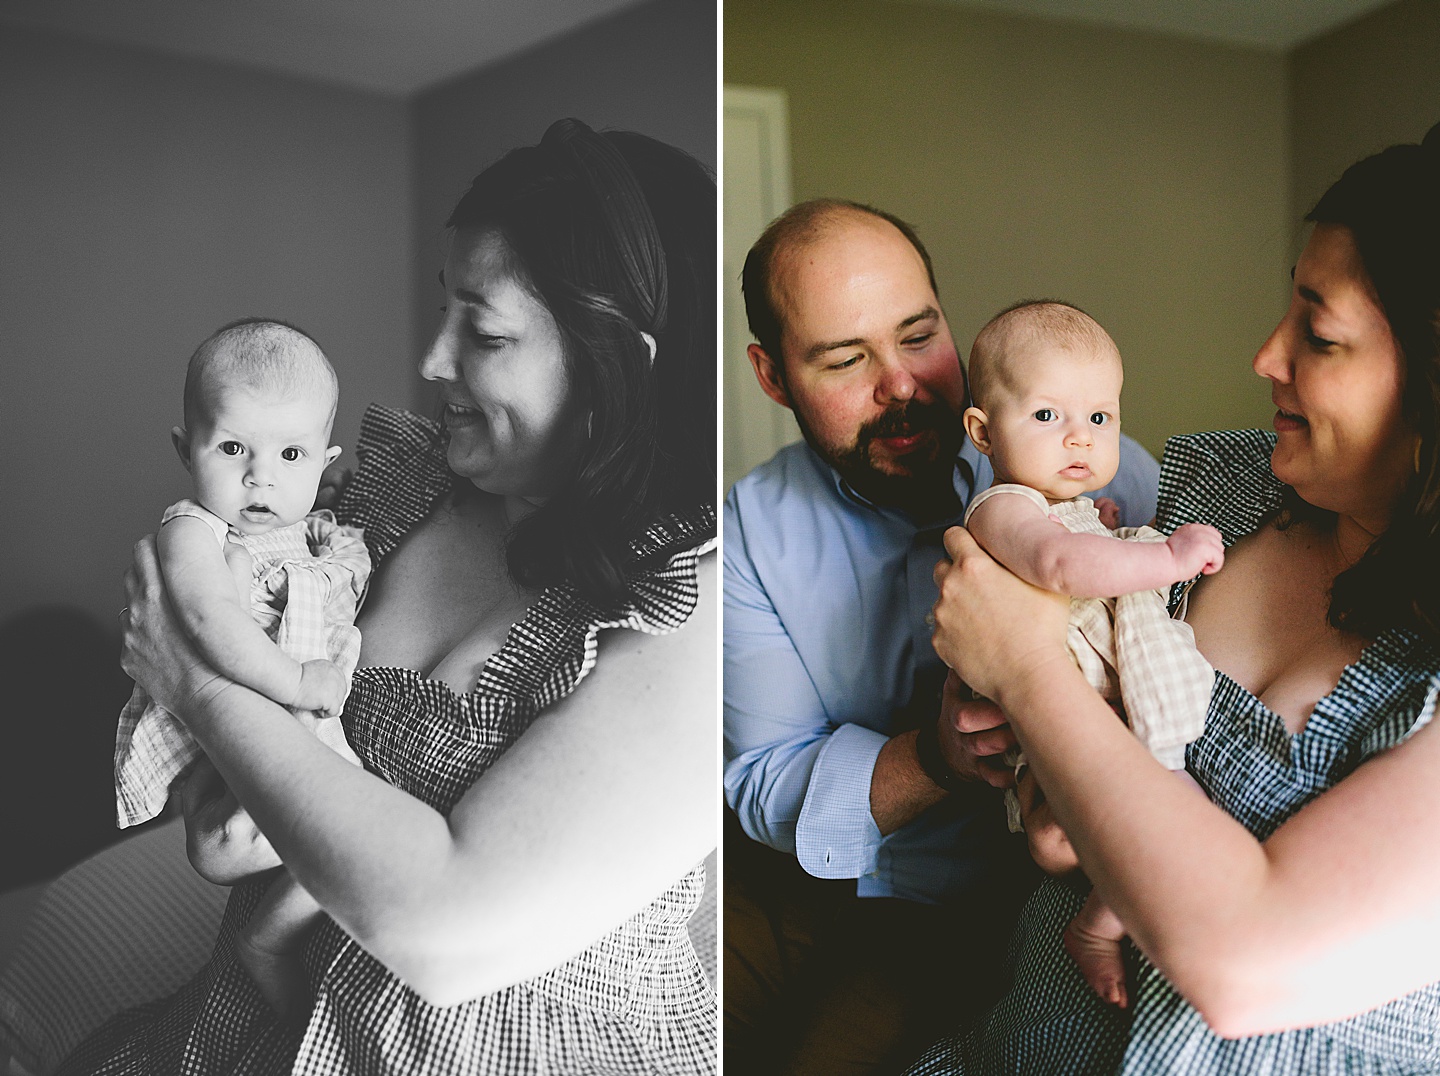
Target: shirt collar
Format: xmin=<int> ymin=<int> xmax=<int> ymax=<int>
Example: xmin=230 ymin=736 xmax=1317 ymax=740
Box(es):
xmin=818 ymin=439 xmax=982 ymax=528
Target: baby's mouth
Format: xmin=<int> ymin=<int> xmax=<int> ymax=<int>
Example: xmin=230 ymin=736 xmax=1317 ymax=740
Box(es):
xmin=242 ymin=503 xmax=273 ymax=518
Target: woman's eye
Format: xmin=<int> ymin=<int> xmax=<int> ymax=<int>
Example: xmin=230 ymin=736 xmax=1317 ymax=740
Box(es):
xmin=1305 ymin=329 xmax=1337 ymax=349
xmin=1090 ymin=412 xmax=1109 ymax=426
xmin=281 ymin=447 xmax=302 ymax=462
xmin=1033 ymin=409 xmax=1056 ymax=422
xmin=219 ymin=442 xmax=244 ymax=456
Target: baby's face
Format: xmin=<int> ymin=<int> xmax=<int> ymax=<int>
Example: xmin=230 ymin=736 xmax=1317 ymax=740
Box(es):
xmin=982 ymin=345 xmax=1123 ymax=501
xmin=178 ymin=388 xmax=339 ymax=535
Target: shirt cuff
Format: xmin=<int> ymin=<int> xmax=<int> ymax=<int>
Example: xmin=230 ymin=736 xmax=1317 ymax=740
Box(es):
xmin=795 ymin=722 xmax=888 ymax=878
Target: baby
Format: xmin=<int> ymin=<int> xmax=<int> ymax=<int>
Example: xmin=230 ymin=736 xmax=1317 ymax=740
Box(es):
xmin=961 ymin=300 xmax=1223 ymax=1009
xmin=113 ymin=318 xmax=371 ymax=1019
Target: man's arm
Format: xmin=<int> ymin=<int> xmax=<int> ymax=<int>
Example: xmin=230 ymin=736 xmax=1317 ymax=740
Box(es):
xmin=723 ymin=497 xmax=1012 ymax=875
xmin=158 ymin=518 xmax=342 ymax=714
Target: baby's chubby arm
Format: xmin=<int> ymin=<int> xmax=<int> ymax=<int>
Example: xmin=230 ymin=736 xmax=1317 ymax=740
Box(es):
xmin=965 ymin=493 xmax=1223 ymax=598
xmin=157 ymin=517 xmax=346 ymax=716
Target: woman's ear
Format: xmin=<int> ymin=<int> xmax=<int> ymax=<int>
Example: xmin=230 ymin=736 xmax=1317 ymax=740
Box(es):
xmin=963 ymin=407 xmax=992 ymax=455
xmin=171 ymin=427 xmax=193 ymax=472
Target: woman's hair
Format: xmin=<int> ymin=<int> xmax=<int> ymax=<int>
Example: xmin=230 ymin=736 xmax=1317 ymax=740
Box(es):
xmin=1299 ymin=120 xmax=1440 ymax=638
xmin=446 ymin=119 xmax=715 ymax=607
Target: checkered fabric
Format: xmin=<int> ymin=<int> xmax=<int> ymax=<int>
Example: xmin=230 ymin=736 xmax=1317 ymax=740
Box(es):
xmin=964 ymin=484 xmax=1213 ymax=831
xmin=64 ymin=405 xmax=718 ymax=1076
xmin=907 ymin=429 xmax=1440 ymax=1076
xmin=113 ymin=501 xmax=371 ymax=827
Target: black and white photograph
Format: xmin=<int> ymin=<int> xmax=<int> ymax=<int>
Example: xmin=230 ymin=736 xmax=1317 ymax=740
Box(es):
xmin=0 ymin=1 xmax=717 ymax=1073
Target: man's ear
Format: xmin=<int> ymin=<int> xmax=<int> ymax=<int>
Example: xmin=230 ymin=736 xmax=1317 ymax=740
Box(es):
xmin=747 ymin=343 xmax=792 ymax=410
xmin=171 ymin=426 xmax=193 ymax=472
xmin=962 ymin=407 xmax=993 ymax=455
xmin=324 ymin=445 xmax=343 ymax=466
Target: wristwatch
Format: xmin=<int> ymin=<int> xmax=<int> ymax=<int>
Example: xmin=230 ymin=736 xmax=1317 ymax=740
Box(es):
xmin=914 ymin=713 xmax=963 ymax=793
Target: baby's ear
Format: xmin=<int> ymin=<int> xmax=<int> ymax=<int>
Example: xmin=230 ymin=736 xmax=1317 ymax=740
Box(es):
xmin=324 ymin=445 xmax=343 ymax=466
xmin=962 ymin=407 xmax=992 ymax=455
xmin=171 ymin=426 xmax=193 ymax=471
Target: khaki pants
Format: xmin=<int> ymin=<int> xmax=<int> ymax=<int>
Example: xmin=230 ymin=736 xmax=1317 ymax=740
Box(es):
xmin=724 ymin=811 xmax=1034 ymax=1076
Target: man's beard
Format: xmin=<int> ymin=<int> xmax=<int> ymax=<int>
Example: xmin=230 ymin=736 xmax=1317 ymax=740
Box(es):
xmin=797 ymin=399 xmax=965 ymax=516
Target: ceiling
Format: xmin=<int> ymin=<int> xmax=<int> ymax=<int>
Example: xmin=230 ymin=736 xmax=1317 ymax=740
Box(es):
xmin=0 ymin=0 xmax=1398 ymax=97
xmin=902 ymin=0 xmax=1399 ymax=51
xmin=0 ymin=0 xmax=651 ymax=97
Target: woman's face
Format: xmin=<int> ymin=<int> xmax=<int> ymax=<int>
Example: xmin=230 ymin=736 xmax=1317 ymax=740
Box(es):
xmin=420 ymin=227 xmax=584 ymax=498
xmin=1253 ymin=223 xmax=1414 ymax=528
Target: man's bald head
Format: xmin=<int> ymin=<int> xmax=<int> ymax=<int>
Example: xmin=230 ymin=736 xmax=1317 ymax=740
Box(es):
xmin=741 ymin=199 xmax=939 ymax=369
xmin=968 ymin=300 xmax=1119 ymax=411
xmin=183 ymin=319 xmax=338 ymax=431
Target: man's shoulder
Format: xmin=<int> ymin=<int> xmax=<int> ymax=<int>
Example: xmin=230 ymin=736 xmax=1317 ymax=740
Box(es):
xmin=728 ymin=441 xmax=831 ymax=509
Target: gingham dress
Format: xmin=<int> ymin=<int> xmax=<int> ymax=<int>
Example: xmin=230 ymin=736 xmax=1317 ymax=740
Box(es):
xmin=114 ymin=502 xmax=369 ymax=828
xmin=64 ymin=405 xmax=718 ymax=1076
xmin=908 ymin=429 xmax=1440 ymax=1076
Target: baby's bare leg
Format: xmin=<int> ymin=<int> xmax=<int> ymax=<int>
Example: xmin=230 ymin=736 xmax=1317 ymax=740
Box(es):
xmin=237 ymin=869 xmax=324 ymax=1021
xmin=1063 ymin=889 xmax=1128 ymax=1008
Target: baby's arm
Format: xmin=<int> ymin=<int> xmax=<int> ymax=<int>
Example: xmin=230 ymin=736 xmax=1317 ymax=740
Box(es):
xmin=158 ymin=517 xmax=345 ymax=715
xmin=965 ymin=493 xmax=1223 ymax=598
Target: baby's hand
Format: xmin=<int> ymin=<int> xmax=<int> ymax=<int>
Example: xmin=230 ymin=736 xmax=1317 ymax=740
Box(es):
xmin=1093 ymin=496 xmax=1121 ymax=530
xmin=293 ymin=659 xmax=348 ymax=718
xmin=1166 ymin=523 xmax=1225 ymax=578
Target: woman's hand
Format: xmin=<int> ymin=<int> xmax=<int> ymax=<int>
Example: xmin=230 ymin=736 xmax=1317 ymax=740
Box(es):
xmin=121 ymin=535 xmax=230 ymax=717
xmin=179 ymin=756 xmax=282 ymax=885
xmin=930 ymin=526 xmax=1071 ymax=704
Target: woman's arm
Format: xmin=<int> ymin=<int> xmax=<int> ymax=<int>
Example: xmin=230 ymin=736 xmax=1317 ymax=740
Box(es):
xmin=932 ymin=525 xmax=1440 ymax=1037
xmin=124 ymin=537 xmax=716 ymax=1006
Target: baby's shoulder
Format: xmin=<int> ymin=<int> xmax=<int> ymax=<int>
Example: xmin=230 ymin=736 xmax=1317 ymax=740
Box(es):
xmin=963 ymin=482 xmax=1051 ymax=524
xmin=159 ymin=499 xmax=230 ymax=547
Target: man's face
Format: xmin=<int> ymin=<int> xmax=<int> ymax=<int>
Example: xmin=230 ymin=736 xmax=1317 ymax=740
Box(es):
xmin=752 ymin=213 xmax=966 ymax=511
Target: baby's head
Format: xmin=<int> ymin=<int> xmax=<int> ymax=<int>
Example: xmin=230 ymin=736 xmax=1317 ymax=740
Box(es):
xmin=172 ymin=319 xmax=341 ymax=535
xmin=964 ymin=300 xmax=1123 ymax=501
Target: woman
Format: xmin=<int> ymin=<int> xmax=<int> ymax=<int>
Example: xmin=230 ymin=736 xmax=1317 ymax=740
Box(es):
xmin=910 ymin=124 xmax=1440 ymax=1074
xmin=64 ymin=119 xmax=717 ymax=1074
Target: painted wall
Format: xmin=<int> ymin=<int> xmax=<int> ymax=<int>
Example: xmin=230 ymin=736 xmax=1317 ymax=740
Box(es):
xmin=1289 ymin=0 xmax=1440 ymax=226
xmin=410 ymin=0 xmax=717 ymax=410
xmin=724 ymin=0 xmax=1290 ymax=461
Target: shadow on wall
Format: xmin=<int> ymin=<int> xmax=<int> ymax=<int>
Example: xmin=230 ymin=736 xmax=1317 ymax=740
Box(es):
xmin=0 ymin=607 xmax=140 ymax=891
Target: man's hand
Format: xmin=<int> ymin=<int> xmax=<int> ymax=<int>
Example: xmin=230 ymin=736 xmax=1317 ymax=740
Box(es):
xmin=1016 ymin=768 xmax=1079 ymax=876
xmin=936 ymin=671 xmax=1017 ymax=789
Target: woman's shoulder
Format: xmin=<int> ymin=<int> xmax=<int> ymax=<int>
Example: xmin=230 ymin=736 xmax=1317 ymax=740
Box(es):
xmin=337 ymin=405 xmax=454 ymax=565
xmin=1156 ymin=429 xmax=1282 ymax=541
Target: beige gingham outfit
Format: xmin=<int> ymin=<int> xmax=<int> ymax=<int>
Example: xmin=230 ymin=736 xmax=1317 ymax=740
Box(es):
xmin=964 ymin=484 xmax=1213 ymax=831
xmin=113 ymin=499 xmax=371 ymax=828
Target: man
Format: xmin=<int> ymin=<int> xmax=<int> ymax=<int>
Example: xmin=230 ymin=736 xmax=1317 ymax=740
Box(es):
xmin=724 ymin=200 xmax=1160 ymax=1074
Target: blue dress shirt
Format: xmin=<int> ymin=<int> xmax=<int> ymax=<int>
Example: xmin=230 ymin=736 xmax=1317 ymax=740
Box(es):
xmin=723 ymin=433 xmax=1161 ymax=905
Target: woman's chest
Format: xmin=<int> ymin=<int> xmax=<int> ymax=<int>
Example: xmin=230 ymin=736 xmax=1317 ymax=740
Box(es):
xmin=1185 ymin=523 xmax=1367 ymax=734
xmin=356 ymin=500 xmax=538 ymax=692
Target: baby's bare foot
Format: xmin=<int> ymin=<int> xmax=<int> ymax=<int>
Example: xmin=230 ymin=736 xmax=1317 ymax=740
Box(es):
xmin=236 ymin=930 xmax=311 ymax=1023
xmin=1064 ymin=893 xmax=1129 ymax=1009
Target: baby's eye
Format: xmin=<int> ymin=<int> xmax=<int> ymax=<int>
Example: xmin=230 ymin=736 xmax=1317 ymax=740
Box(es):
xmin=219 ymin=441 xmax=244 ymax=456
xmin=1090 ymin=412 xmax=1109 ymax=426
xmin=281 ymin=447 xmax=303 ymax=462
xmin=1033 ymin=408 xmax=1056 ymax=422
